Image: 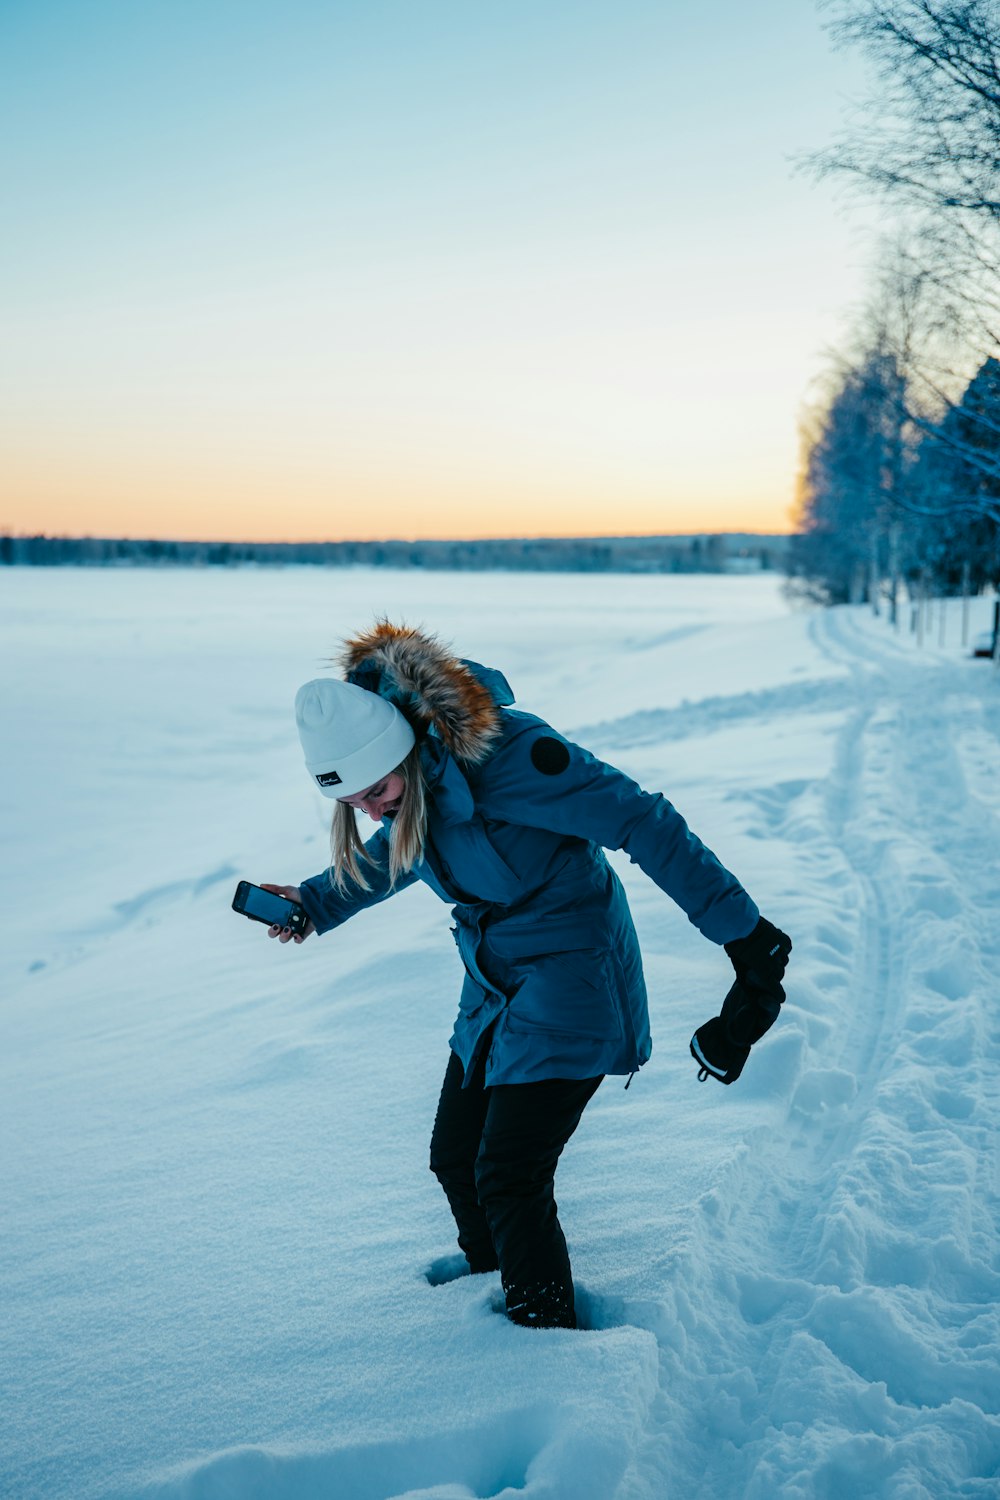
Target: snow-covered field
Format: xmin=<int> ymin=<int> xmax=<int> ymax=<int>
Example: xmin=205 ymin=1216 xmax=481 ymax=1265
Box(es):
xmin=2 ymin=567 xmax=999 ymax=1500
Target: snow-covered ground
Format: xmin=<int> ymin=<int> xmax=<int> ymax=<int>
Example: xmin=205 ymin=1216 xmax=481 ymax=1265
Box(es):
xmin=2 ymin=567 xmax=999 ymax=1500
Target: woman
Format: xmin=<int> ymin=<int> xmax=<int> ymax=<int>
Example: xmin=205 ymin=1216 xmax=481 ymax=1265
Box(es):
xmin=265 ymin=621 xmax=791 ymax=1330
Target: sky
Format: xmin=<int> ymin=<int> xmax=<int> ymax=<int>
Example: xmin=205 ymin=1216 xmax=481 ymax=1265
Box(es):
xmin=0 ymin=0 xmax=875 ymax=542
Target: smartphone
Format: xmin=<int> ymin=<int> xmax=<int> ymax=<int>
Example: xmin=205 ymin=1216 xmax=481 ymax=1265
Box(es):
xmin=232 ymin=880 xmax=310 ymax=935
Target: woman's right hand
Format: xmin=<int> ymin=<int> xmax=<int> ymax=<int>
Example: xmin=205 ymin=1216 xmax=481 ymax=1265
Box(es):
xmin=260 ymin=882 xmax=316 ymax=944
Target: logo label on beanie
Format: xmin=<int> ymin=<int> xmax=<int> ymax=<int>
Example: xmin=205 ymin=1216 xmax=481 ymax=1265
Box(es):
xmin=316 ymin=770 xmax=343 ymax=787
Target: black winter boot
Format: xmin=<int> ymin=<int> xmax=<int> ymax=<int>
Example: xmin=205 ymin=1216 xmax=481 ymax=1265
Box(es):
xmin=502 ymin=1275 xmax=577 ymax=1329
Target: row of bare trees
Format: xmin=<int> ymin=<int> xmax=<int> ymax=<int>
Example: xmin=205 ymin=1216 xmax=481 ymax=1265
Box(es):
xmin=789 ymin=0 xmax=1000 ymax=609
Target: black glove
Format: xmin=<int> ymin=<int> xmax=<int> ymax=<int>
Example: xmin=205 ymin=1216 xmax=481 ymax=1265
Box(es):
xmin=691 ymin=917 xmax=793 ymax=1085
xmin=690 ymin=986 xmax=752 ymax=1084
xmin=724 ymin=916 xmax=792 ymax=1001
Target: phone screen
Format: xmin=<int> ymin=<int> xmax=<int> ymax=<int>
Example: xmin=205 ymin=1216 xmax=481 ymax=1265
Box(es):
xmin=241 ymin=885 xmax=296 ymax=925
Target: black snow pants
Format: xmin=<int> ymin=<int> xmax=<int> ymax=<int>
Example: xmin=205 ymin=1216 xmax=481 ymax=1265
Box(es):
xmin=429 ymin=1043 xmax=602 ymax=1329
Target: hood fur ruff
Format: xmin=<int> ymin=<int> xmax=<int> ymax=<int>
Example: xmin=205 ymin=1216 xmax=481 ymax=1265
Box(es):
xmin=338 ymin=621 xmax=503 ymax=766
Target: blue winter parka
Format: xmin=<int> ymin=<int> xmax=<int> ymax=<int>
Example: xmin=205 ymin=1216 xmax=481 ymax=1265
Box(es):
xmin=298 ymin=636 xmax=758 ymax=1088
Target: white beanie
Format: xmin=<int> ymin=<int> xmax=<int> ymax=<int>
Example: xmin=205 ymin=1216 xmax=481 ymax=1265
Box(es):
xmin=294 ymin=678 xmax=416 ymax=798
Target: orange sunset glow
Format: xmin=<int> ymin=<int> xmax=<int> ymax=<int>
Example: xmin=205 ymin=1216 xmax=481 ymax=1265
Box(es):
xmin=4 ymin=431 xmax=792 ymax=542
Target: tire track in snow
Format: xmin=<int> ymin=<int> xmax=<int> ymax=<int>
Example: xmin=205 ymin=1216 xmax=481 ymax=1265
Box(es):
xmin=677 ymin=610 xmax=913 ymax=1499
xmin=807 ymin=612 xmax=907 ymax=1131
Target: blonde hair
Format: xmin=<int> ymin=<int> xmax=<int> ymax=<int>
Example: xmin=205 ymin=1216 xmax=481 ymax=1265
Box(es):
xmin=328 ymin=742 xmax=428 ymax=894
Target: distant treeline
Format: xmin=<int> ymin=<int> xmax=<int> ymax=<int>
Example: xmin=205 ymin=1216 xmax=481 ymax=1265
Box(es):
xmin=1 ymin=532 xmax=789 ymax=573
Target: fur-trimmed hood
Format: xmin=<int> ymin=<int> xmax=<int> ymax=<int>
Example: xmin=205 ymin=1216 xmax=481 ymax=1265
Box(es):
xmin=338 ymin=621 xmax=514 ymax=766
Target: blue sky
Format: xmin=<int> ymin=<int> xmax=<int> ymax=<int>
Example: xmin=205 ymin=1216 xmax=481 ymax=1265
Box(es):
xmin=1 ymin=0 xmax=874 ymax=540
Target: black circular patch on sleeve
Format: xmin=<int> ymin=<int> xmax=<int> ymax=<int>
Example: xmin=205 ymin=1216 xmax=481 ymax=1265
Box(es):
xmin=530 ymin=736 xmax=571 ymax=776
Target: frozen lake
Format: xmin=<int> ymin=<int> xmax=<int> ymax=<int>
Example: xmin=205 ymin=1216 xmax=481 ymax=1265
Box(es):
xmin=2 ymin=567 xmax=998 ymax=1499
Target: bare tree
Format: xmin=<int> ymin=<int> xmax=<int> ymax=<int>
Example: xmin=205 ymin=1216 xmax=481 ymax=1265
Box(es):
xmin=788 ymin=343 xmax=910 ymax=604
xmin=862 ymin=243 xmax=1000 ymax=524
xmin=814 ymin=0 xmax=1000 ymax=224
xmin=801 ymin=0 xmax=1000 ymax=578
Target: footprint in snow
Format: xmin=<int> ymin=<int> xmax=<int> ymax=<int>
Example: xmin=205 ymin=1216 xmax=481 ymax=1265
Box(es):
xmin=423 ymin=1252 xmax=475 ymax=1286
xmin=577 ymin=1284 xmax=683 ymax=1347
xmin=907 ymin=881 xmax=963 ymax=921
xmin=921 ymin=955 xmax=976 ymax=1002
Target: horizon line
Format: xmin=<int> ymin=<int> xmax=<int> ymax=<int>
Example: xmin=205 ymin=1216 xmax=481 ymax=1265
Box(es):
xmin=3 ymin=527 xmax=794 ymax=546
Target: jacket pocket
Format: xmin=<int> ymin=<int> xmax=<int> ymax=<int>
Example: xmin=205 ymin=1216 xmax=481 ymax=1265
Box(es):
xmin=504 ymin=946 xmax=622 ymax=1042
